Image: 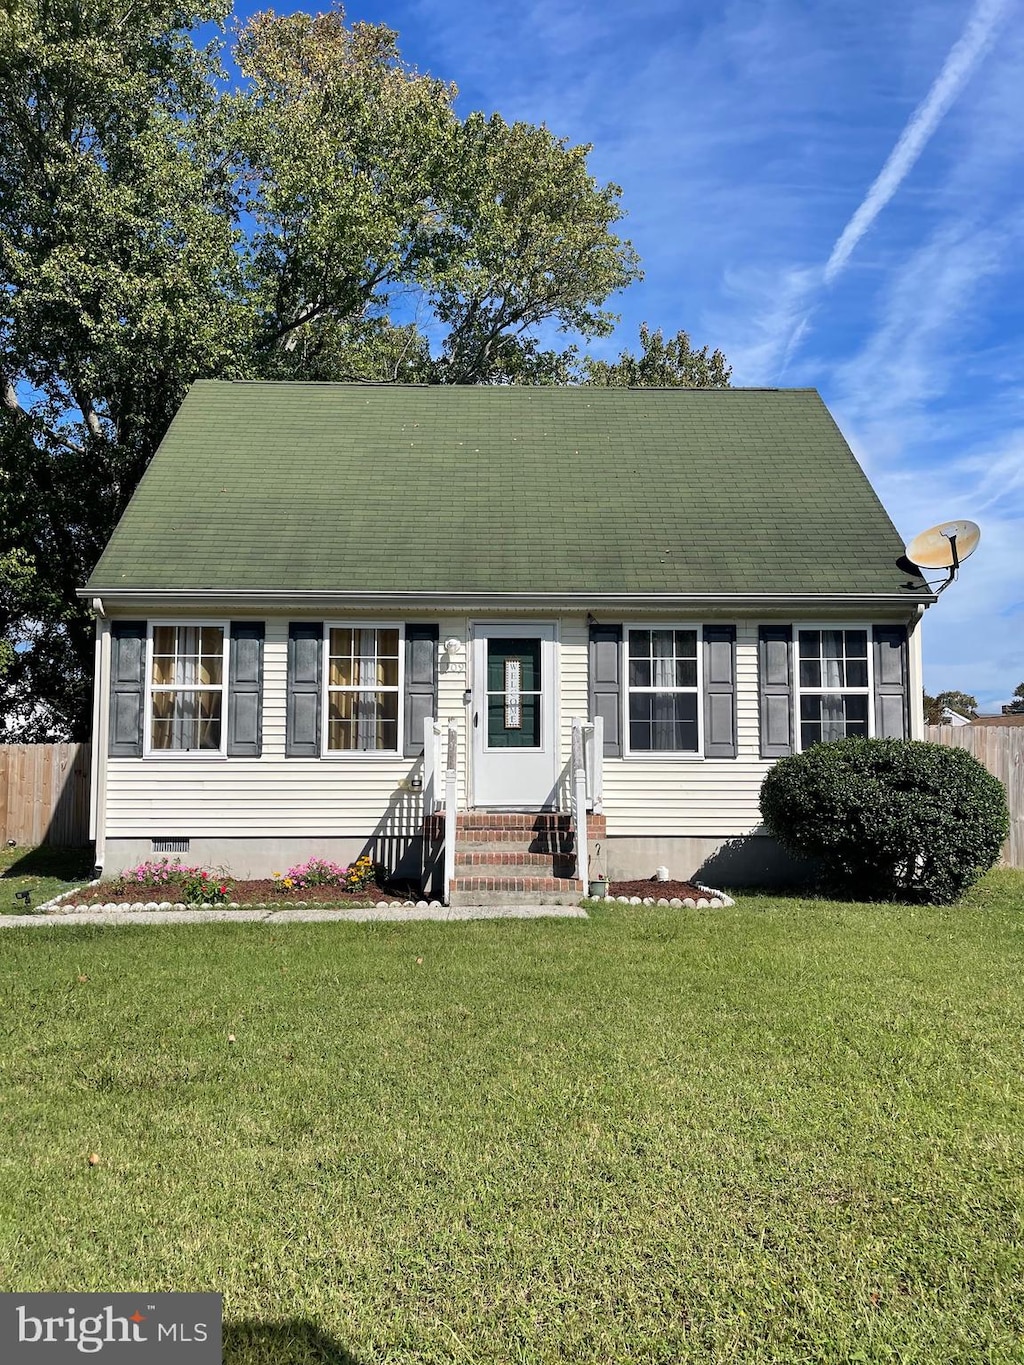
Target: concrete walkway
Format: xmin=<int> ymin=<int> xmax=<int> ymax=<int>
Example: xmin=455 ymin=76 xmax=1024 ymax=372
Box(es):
xmin=0 ymin=904 xmax=589 ymax=927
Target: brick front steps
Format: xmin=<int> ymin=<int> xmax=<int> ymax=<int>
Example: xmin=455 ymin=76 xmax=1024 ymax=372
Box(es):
xmin=449 ymin=812 xmax=594 ymax=907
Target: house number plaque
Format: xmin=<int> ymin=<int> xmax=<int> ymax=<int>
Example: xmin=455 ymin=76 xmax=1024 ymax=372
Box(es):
xmin=504 ymin=658 xmax=522 ymax=729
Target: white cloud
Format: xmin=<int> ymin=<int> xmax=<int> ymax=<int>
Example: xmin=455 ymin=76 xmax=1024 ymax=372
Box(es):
xmin=824 ymin=0 xmax=1012 ymax=282
xmin=710 ymin=265 xmax=822 ymax=386
xmin=827 ymin=222 xmax=1014 ymax=466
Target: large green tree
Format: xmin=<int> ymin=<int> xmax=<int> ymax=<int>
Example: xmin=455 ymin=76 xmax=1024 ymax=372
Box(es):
xmin=581 ymin=322 xmax=731 ymax=388
xmin=923 ymin=690 xmax=979 ymax=725
xmin=0 ymin=0 xmax=727 ymax=739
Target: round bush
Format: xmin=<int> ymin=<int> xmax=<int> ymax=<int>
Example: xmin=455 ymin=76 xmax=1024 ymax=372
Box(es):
xmin=759 ymin=737 xmax=1009 ymax=903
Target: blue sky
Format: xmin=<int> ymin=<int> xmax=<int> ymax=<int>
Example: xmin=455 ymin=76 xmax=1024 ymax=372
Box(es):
xmin=240 ymin=0 xmax=1023 ymax=710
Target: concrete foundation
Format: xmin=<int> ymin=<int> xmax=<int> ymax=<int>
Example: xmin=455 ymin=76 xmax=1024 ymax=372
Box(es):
xmin=102 ymin=830 xmax=814 ymax=893
xmin=603 ymin=834 xmax=815 ymax=889
xmin=101 ymin=835 xmax=433 ymax=885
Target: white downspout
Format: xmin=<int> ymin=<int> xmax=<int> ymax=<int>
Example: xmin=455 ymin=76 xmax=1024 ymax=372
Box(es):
xmin=89 ymin=603 xmax=110 ymax=873
xmin=907 ymin=604 xmax=926 ymax=740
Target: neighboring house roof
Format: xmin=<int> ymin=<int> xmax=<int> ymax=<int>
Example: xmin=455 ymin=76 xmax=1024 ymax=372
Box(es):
xmin=940 ymin=707 xmax=971 ymax=726
xmin=971 ymin=713 xmax=1024 ymax=726
xmin=85 ymin=382 xmax=931 ymax=601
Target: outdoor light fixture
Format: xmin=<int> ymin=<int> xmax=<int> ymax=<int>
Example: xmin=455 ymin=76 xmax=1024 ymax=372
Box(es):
xmin=444 ymin=637 xmax=462 ymax=656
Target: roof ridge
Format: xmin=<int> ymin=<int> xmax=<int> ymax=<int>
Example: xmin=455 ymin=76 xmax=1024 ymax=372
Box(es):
xmin=199 ymin=379 xmax=819 ymax=394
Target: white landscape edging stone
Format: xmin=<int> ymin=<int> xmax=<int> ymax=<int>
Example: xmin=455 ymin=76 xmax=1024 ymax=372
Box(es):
xmin=603 ymin=883 xmax=734 ymax=910
xmin=35 ymin=879 xmax=102 ymax=914
xmin=695 ymin=883 xmax=735 ymax=908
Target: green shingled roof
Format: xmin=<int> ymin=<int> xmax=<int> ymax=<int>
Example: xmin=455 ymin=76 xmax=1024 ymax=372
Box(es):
xmin=86 ymin=382 xmax=920 ymax=597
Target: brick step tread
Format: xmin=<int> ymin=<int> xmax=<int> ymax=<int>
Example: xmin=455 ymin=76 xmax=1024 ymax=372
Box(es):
xmin=455 ymin=850 xmax=576 ymax=870
xmin=452 ymin=876 xmax=583 ymax=894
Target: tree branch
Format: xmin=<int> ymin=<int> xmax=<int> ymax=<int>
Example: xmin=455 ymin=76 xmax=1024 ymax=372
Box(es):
xmin=2 ymin=370 xmax=87 ymax=454
xmin=2 ymin=372 xmax=24 ymax=418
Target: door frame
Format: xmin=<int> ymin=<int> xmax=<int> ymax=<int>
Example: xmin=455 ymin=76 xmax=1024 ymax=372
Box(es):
xmin=470 ymin=621 xmax=560 ymax=809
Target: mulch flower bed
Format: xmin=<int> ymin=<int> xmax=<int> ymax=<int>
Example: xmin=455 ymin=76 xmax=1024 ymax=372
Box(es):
xmin=605 ymin=879 xmax=721 ymax=901
xmin=65 ymin=880 xmax=408 ymax=908
xmin=53 ymin=877 xmax=727 ymax=910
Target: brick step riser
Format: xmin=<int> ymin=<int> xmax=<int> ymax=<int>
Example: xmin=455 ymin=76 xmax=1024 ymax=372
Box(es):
xmin=456 ymin=814 xmax=572 ymax=832
xmin=456 ymin=864 xmax=577 ymax=881
xmin=456 ymin=834 xmax=576 ymax=854
xmin=453 ymin=876 xmax=582 ymax=895
xmin=456 ymin=850 xmax=576 ymax=869
xmin=449 ymin=889 xmax=583 ymax=908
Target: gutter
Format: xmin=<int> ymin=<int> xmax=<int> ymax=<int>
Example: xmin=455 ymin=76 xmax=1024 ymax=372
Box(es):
xmin=80 ymin=589 xmax=939 ymax=611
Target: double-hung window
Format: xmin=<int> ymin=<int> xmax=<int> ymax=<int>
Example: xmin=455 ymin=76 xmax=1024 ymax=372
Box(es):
xmin=148 ymin=624 xmax=227 ymax=752
xmin=625 ymin=627 xmax=701 ymax=753
xmin=796 ymin=628 xmax=870 ymax=748
xmin=325 ymin=626 xmax=401 ymax=752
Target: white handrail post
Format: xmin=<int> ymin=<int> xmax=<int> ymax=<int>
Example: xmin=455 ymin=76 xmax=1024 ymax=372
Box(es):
xmin=571 ymin=718 xmax=589 ymax=894
xmin=442 ymin=721 xmax=458 ymax=905
xmin=422 ymin=716 xmax=436 ymax=815
xmin=591 ymin=715 xmax=604 ymax=814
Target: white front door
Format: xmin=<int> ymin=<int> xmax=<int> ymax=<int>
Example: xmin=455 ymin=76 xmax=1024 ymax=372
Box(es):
xmin=472 ymin=623 xmax=559 ymax=808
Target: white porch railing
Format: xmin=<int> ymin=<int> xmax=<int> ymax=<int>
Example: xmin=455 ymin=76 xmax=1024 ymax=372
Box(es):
xmin=442 ymin=722 xmax=457 ymax=905
xmin=427 ymin=714 xmax=601 ymax=900
xmin=423 ymin=716 xmax=458 ymax=905
xmin=570 ymin=716 xmax=603 ymax=896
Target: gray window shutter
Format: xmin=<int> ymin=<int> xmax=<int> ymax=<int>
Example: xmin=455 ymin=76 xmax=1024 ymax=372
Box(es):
xmin=286 ymin=623 xmax=321 ymax=758
xmin=228 ymin=622 xmax=264 ymax=757
xmin=703 ymin=625 xmax=737 ymax=758
xmin=873 ymin=625 xmax=908 ymax=739
xmin=404 ymin=625 xmax=438 ymax=757
xmin=759 ymin=625 xmax=793 ymax=758
xmin=108 ymin=621 xmax=146 ymax=757
xmin=589 ymin=624 xmax=622 ymax=757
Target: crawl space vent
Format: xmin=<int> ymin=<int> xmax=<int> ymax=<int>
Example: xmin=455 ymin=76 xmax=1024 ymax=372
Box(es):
xmin=152 ymin=837 xmax=190 ymax=854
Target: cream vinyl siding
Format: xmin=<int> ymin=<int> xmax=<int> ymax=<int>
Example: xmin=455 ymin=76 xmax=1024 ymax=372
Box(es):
xmin=437 ymin=617 xmax=471 ymax=811
xmin=104 ymin=612 xmax=920 ymax=840
xmin=558 ymin=617 xmax=589 ymax=766
xmin=601 ymin=623 xmax=771 ymax=837
xmin=106 ymin=615 xmax=469 ymax=839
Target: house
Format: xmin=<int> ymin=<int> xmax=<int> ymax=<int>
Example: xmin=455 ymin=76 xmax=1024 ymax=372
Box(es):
xmin=940 ymin=707 xmax=972 ymax=726
xmin=81 ymin=382 xmax=934 ymax=899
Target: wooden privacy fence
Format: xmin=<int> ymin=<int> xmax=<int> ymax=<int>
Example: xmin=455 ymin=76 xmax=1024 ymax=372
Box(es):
xmin=925 ymin=725 xmax=1024 ymax=869
xmin=0 ymin=744 xmax=91 ymax=847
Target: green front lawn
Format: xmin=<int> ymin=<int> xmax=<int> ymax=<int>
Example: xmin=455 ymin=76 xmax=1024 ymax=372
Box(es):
xmin=2 ymin=871 xmax=1023 ymax=1363
xmin=0 ymin=843 xmax=95 ymax=912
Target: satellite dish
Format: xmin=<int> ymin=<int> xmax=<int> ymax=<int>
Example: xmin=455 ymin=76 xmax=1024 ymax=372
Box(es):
xmin=904 ymin=519 xmax=980 ymax=594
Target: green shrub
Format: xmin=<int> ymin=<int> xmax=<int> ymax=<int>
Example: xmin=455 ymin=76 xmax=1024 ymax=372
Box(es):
xmin=759 ymin=737 xmax=1009 ymax=903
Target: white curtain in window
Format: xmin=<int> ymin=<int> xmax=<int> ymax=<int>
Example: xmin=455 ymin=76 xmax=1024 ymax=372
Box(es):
xmin=652 ymin=630 xmax=674 ymax=689
xmin=820 ymin=693 xmax=846 ymax=742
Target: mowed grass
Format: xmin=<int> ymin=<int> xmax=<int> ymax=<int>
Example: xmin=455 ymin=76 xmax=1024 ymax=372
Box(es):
xmin=0 ymin=844 xmax=95 ymax=912
xmin=2 ymin=872 xmax=1023 ymax=1364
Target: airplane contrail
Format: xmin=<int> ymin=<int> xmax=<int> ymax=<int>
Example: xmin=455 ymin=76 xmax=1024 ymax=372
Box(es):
xmin=824 ymin=0 xmax=1012 ymax=283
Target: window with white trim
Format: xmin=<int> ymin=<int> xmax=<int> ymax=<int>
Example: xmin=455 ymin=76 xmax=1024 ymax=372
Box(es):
xmin=626 ymin=627 xmax=700 ymax=753
xmin=325 ymin=626 xmax=401 ymax=752
xmin=796 ymin=628 xmax=870 ymax=748
xmin=148 ymin=624 xmax=226 ymax=752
